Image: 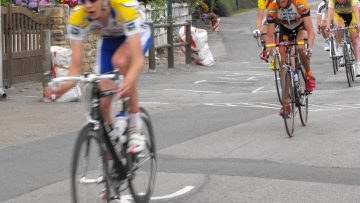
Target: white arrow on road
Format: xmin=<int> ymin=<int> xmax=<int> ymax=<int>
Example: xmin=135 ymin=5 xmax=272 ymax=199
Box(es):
xmin=118 ymin=186 xmax=194 ymax=203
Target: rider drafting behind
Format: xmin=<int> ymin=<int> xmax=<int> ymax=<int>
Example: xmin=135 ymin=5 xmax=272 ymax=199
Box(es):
xmin=265 ymin=0 xmax=316 ymax=116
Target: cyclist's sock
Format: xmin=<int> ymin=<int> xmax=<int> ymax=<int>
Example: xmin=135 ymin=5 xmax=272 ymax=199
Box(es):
xmin=130 ymin=112 xmax=142 ymax=129
xmin=306 ymin=70 xmax=313 ymax=78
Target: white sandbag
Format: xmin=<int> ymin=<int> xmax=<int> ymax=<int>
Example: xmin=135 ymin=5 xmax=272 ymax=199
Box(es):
xmin=47 ymin=46 xmax=81 ymax=102
xmin=179 ymin=26 xmax=215 ymax=66
xmin=50 ymin=46 xmax=72 ymax=71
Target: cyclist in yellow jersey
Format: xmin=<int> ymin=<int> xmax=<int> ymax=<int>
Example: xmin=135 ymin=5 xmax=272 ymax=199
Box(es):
xmin=326 ymin=0 xmax=360 ymax=76
xmin=45 ymin=0 xmax=152 ymax=153
xmin=254 ymin=0 xmax=275 ymax=70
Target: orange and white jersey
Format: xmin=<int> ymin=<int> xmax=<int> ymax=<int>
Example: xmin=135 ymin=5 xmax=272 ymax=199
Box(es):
xmin=267 ymin=0 xmax=311 ymax=29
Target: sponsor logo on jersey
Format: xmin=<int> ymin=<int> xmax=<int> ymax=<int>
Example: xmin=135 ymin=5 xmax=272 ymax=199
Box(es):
xmin=298 ymin=4 xmax=305 ymax=9
xmin=267 ymin=16 xmax=274 ymax=21
xmin=302 ymin=9 xmax=308 ymax=14
xmin=71 ymin=27 xmax=80 ymax=35
xmin=127 ymin=22 xmax=136 ymax=31
xmin=269 ymin=9 xmax=277 ymax=14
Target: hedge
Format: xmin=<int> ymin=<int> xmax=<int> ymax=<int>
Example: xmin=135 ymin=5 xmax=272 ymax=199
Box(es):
xmin=213 ymin=0 xmax=257 ymax=17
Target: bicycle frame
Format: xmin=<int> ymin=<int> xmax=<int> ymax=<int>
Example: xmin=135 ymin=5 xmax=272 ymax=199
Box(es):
xmin=88 ymin=82 xmax=128 ymax=181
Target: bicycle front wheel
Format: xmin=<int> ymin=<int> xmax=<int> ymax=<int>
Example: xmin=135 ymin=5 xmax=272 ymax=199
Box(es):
xmin=330 ymin=37 xmax=338 ymax=75
xmin=344 ymin=44 xmax=353 ymax=87
xmin=282 ymin=70 xmax=295 ymax=137
xmin=273 ymin=53 xmax=283 ymax=105
xmin=297 ymin=68 xmax=309 ymax=126
xmin=127 ymin=107 xmax=157 ymax=203
xmin=71 ymin=124 xmax=110 ymax=203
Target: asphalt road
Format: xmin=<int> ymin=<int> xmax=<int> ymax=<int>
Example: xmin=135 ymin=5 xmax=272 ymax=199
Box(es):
xmin=2 ymin=3 xmax=360 ymax=203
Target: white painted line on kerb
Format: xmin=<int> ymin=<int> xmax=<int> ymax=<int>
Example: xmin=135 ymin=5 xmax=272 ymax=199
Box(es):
xmin=164 ymin=89 xmax=222 ymax=94
xmin=194 ymin=80 xmax=207 ymax=84
xmin=119 ymin=186 xmax=194 ymax=202
xmin=252 ymin=86 xmax=264 ymax=93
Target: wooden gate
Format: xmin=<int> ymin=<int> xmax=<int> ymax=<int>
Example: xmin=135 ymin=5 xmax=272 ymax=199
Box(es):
xmin=1 ymin=6 xmax=49 ymax=87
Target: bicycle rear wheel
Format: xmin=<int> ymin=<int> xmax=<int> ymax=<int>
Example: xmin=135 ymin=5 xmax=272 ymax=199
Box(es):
xmin=71 ymin=124 xmax=110 ymax=203
xmin=127 ymin=107 xmax=157 ymax=203
xmin=330 ymin=36 xmax=338 ymax=75
xmin=282 ymin=70 xmax=295 ymax=137
xmin=273 ymin=53 xmax=283 ymax=105
xmin=297 ymin=68 xmax=309 ymax=126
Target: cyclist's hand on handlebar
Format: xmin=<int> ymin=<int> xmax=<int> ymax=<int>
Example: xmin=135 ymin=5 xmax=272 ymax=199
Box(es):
xmin=355 ymin=24 xmax=360 ymax=33
xmin=44 ymin=86 xmax=62 ymax=101
xmin=253 ymin=29 xmax=262 ymax=38
xmin=118 ymin=77 xmax=135 ymax=98
xmin=304 ymin=48 xmax=313 ymax=58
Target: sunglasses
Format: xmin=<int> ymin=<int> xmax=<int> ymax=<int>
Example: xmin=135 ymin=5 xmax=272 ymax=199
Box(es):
xmin=80 ymin=0 xmax=98 ymax=4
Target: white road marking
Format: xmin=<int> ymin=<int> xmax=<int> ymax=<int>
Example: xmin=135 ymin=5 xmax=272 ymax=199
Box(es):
xmin=119 ymin=186 xmax=194 ymax=202
xmin=252 ymin=86 xmax=264 ymax=93
xmin=9 ymin=95 xmax=40 ymax=98
xmin=203 ymin=102 xmax=360 ymax=112
xmin=261 ymin=102 xmax=281 ymax=107
xmin=205 ymin=81 xmax=250 ymax=84
xmin=139 ymin=102 xmax=170 ymax=105
xmin=151 ymin=186 xmax=194 ymax=200
xmin=164 ymin=89 xmax=222 ymax=94
xmin=194 ymin=80 xmax=207 ymax=84
xmin=217 ymin=77 xmax=241 ymax=80
xmin=246 ymin=77 xmax=256 ymax=81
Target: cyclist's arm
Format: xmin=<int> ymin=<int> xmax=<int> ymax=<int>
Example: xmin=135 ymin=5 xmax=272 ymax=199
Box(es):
xmin=316 ymin=14 xmax=322 ymax=33
xmin=266 ymin=23 xmax=275 ymax=44
xmin=303 ymin=16 xmax=315 ymax=49
xmin=55 ymin=40 xmax=84 ymax=95
xmin=327 ymin=7 xmax=334 ymax=28
xmin=256 ymin=9 xmax=265 ymax=30
xmin=353 ymin=5 xmax=360 ymax=26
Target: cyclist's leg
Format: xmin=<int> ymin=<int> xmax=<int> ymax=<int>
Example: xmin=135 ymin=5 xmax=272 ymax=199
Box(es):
xmin=348 ymin=13 xmax=360 ymax=75
xmin=97 ymin=37 xmax=126 ymax=127
xmin=334 ymin=13 xmax=345 ymax=52
xmin=296 ymin=28 xmax=315 ymax=92
xmin=278 ymin=25 xmax=290 ymax=115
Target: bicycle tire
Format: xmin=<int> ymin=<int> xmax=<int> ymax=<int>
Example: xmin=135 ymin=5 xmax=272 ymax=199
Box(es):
xmin=71 ymin=124 xmax=111 ymax=203
xmin=343 ymin=44 xmax=353 ymax=87
xmin=297 ymin=67 xmax=308 ymax=126
xmin=127 ymin=107 xmax=157 ymax=203
xmin=273 ymin=53 xmax=283 ymax=105
xmin=282 ymin=70 xmax=295 ymax=137
xmin=330 ymin=36 xmax=338 ymax=75
xmin=349 ymin=44 xmax=356 ymax=82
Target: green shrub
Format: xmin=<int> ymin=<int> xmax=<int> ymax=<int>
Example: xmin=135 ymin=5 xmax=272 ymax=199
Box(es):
xmin=215 ymin=0 xmax=233 ymax=17
xmin=1 ymin=0 xmax=11 ymax=6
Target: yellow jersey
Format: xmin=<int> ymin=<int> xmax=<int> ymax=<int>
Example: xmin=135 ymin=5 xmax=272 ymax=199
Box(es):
xmin=328 ymin=0 xmax=359 ymax=14
xmin=258 ymin=0 xmax=271 ymax=9
xmin=68 ymin=0 xmax=148 ymax=40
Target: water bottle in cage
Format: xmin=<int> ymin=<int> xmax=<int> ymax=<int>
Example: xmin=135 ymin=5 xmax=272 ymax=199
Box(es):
xmin=113 ymin=98 xmax=128 ymax=144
